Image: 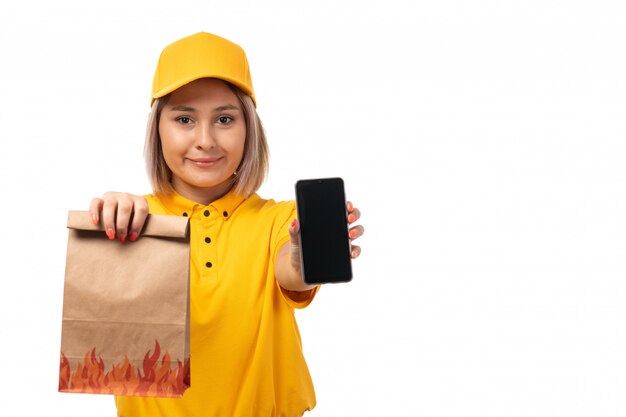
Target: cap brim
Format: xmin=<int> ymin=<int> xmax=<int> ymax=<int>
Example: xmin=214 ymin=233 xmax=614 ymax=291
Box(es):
xmin=151 ymin=73 xmax=256 ymax=107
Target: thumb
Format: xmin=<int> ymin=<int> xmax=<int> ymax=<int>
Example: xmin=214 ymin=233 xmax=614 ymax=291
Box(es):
xmin=289 ymin=218 xmax=301 ymax=247
xmin=288 ymin=218 xmax=302 ymax=269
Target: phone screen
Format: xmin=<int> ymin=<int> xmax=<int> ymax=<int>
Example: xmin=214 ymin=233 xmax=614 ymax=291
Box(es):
xmin=295 ymin=178 xmax=352 ymax=284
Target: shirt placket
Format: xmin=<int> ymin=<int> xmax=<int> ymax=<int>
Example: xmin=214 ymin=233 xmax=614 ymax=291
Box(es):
xmin=200 ymin=207 xmax=218 ymax=280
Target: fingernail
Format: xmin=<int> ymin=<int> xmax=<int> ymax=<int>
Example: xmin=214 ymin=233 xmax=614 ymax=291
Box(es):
xmin=129 ymin=232 xmax=139 ymax=242
xmin=118 ymin=234 xmax=126 ymax=243
xmin=352 ymin=250 xmax=357 ymax=258
xmin=348 ymin=214 xmax=356 ymax=223
xmin=349 ymin=230 xmax=356 ymax=239
xmin=92 ymin=214 xmax=99 ymax=225
xmin=291 ymin=219 xmax=297 ymax=228
xmin=106 ymin=228 xmax=115 ymax=240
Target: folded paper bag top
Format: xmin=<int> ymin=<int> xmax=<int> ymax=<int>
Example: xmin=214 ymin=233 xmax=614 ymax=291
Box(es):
xmin=59 ymin=211 xmax=191 ymax=398
xmin=66 ymin=210 xmax=189 ymax=238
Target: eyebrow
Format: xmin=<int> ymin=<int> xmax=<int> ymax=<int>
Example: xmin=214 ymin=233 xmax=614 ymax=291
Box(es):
xmin=168 ymin=104 xmax=240 ymax=112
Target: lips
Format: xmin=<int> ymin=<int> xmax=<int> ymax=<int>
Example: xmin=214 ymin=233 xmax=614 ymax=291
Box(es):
xmin=187 ymin=157 xmax=223 ymax=167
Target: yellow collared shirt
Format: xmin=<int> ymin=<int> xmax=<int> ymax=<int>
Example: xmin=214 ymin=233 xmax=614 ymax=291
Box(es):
xmin=116 ymin=191 xmax=318 ymax=417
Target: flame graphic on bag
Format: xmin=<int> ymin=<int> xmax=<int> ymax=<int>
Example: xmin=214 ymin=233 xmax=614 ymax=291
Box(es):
xmin=59 ymin=340 xmax=190 ymax=397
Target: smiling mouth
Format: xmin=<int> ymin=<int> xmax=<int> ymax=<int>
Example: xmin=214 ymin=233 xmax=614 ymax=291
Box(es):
xmin=187 ymin=157 xmax=223 ymax=167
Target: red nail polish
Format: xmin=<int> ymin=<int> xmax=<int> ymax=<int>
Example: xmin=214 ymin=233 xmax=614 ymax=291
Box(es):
xmin=92 ymin=214 xmax=99 ymax=225
xmin=106 ymin=228 xmax=115 ymax=240
xmin=129 ymin=232 xmax=139 ymax=242
xmin=118 ymin=235 xmax=126 ymax=243
xmin=291 ymin=219 xmax=297 ymax=228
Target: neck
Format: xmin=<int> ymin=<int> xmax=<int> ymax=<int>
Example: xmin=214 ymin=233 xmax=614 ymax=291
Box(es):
xmin=171 ymin=177 xmax=235 ymax=206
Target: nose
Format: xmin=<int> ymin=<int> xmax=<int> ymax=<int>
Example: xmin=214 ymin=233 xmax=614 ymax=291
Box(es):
xmin=195 ymin=121 xmax=217 ymax=150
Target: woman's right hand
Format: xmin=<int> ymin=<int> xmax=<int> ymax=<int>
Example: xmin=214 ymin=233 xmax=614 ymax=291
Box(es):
xmin=89 ymin=192 xmax=149 ymax=242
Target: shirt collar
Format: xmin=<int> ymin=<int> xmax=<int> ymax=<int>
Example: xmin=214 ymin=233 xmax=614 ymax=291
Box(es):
xmin=156 ymin=189 xmax=247 ymax=221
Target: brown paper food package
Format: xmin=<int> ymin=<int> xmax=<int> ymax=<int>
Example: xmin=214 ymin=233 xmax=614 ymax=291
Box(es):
xmin=59 ymin=211 xmax=190 ymax=398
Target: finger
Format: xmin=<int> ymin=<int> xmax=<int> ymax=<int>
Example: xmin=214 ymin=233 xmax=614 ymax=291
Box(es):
xmin=115 ymin=194 xmax=135 ymax=242
xmin=101 ymin=197 xmax=118 ymax=240
xmin=288 ymin=218 xmax=303 ymax=269
xmin=128 ymin=198 xmax=149 ymax=242
xmin=348 ymin=225 xmax=365 ymax=240
xmin=348 ymin=207 xmax=361 ymax=224
xmin=350 ymin=245 xmax=361 ymax=259
xmin=89 ymin=198 xmax=104 ymax=225
xmin=347 ymin=201 xmax=353 ymax=212
xmin=289 ymin=218 xmax=300 ymax=244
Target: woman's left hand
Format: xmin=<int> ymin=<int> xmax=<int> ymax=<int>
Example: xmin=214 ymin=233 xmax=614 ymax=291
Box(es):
xmin=345 ymin=201 xmax=364 ymax=259
xmin=277 ymin=201 xmax=365 ymax=291
xmin=287 ymin=201 xmax=365 ymax=271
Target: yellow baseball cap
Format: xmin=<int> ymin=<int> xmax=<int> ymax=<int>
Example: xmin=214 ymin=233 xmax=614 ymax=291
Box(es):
xmin=151 ymin=32 xmax=255 ymax=106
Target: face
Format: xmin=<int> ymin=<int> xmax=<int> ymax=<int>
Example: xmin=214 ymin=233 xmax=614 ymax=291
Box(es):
xmin=159 ymin=78 xmax=246 ymax=202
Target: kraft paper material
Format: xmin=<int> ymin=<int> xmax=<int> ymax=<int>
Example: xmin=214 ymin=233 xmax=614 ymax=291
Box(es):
xmin=59 ymin=211 xmax=191 ymax=397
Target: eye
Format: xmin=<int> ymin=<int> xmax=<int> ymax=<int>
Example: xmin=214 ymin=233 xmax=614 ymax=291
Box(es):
xmin=176 ymin=116 xmax=193 ymax=124
xmin=217 ymin=116 xmax=233 ymax=125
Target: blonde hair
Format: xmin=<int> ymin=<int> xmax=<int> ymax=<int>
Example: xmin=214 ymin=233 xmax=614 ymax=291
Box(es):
xmin=144 ymin=82 xmax=269 ymax=198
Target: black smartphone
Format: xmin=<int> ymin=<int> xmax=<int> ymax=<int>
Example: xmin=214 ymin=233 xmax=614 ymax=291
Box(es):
xmin=295 ymin=177 xmax=353 ymax=285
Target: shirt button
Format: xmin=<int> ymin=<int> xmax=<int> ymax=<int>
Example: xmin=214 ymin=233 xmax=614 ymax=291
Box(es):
xmin=204 ymin=210 xmax=210 ymax=217
xmin=205 ymin=261 xmax=213 ymax=268
xmin=223 ymin=211 xmax=228 ymax=217
xmin=182 ymin=212 xmax=188 ymax=217
xmin=205 ymin=237 xmax=211 ymax=244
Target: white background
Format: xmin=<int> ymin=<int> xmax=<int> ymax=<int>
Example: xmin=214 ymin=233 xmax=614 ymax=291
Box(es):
xmin=1 ymin=0 xmax=625 ymax=416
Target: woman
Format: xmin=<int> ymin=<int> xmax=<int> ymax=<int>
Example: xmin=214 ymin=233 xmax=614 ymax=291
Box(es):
xmin=90 ymin=32 xmax=364 ymax=416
